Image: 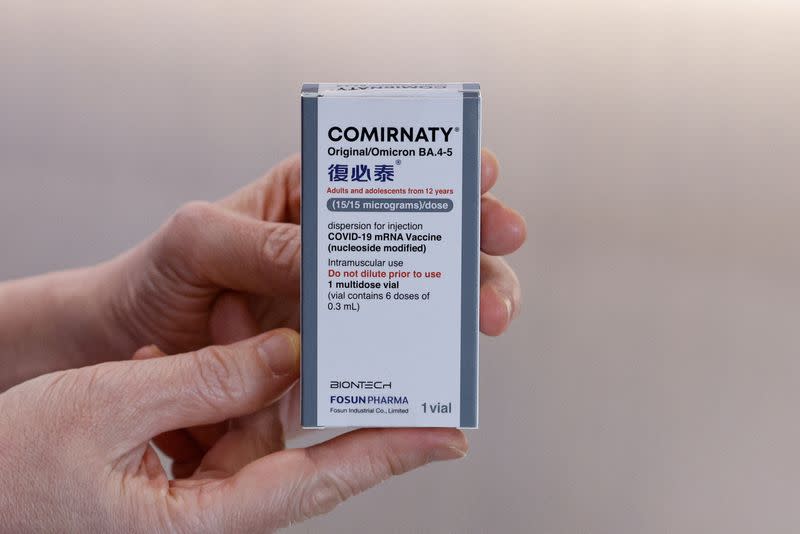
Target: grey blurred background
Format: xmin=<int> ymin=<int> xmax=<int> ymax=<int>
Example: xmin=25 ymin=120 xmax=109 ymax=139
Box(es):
xmin=2 ymin=1 xmax=799 ymax=533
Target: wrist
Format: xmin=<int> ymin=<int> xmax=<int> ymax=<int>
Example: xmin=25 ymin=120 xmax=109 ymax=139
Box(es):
xmin=0 ymin=262 xmax=128 ymax=388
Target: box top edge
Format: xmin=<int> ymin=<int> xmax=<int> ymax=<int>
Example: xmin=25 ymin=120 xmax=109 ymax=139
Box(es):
xmin=301 ymin=82 xmax=480 ymax=98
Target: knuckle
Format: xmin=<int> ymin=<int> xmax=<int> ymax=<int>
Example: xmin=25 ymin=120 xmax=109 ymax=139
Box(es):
xmin=191 ymin=346 xmax=247 ymax=411
xmin=298 ymin=475 xmax=352 ymax=521
xmin=261 ymin=224 xmax=300 ymax=276
xmin=174 ymin=201 xmax=217 ymax=227
xmin=362 ymin=441 xmax=408 ymax=480
xmin=382 ymin=449 xmax=410 ymax=478
xmin=305 ymin=475 xmax=351 ymax=517
xmin=162 ymin=480 xmax=228 ymax=534
xmin=162 ymin=201 xmax=217 ymax=250
xmin=293 ymin=448 xmax=364 ymax=523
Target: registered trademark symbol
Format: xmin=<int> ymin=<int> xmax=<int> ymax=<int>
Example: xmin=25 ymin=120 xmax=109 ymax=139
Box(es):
xmin=395 ymin=159 xmax=402 ymax=165
xmin=455 ymin=127 xmax=460 ymax=132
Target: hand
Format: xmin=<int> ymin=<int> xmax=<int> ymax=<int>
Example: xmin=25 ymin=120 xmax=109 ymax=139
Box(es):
xmin=93 ymin=149 xmax=525 ymax=469
xmin=0 ymin=329 xmax=468 ymax=533
xmin=105 ymin=149 xmax=524 ymax=352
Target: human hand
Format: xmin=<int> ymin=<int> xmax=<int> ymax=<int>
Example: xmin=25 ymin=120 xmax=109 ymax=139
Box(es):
xmin=104 ymin=149 xmax=523 ymax=350
xmin=97 ymin=149 xmax=525 ymax=467
xmin=0 ymin=329 xmax=467 ymax=533
xmin=89 ymin=150 xmax=526 ymax=432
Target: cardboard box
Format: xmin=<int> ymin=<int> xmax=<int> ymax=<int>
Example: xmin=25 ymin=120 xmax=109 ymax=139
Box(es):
xmin=301 ymin=83 xmax=481 ymax=428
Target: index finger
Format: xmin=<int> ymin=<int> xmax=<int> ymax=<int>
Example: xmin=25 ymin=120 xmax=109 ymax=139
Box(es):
xmin=218 ymin=154 xmax=302 ymax=224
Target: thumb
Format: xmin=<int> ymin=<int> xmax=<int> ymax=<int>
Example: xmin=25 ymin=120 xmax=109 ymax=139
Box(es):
xmin=90 ymin=328 xmax=300 ymax=449
xmin=196 ymin=428 xmax=469 ymax=532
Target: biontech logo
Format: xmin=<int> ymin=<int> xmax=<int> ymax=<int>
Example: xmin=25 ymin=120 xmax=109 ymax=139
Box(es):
xmin=330 ymin=380 xmax=393 ymax=390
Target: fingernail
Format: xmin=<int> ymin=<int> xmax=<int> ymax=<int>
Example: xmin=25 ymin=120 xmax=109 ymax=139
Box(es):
xmin=503 ymin=294 xmax=513 ymax=322
xmin=430 ymin=445 xmax=469 ymax=462
xmin=491 ymin=285 xmax=513 ymax=324
xmin=133 ymin=344 xmax=165 ymax=360
xmin=258 ymin=331 xmax=300 ymax=376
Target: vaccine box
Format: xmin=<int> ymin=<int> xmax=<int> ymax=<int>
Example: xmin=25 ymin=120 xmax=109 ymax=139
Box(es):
xmin=300 ymin=83 xmax=481 ymax=428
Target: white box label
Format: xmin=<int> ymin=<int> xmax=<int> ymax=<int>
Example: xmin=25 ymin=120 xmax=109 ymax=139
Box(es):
xmin=303 ymin=83 xmax=479 ymax=428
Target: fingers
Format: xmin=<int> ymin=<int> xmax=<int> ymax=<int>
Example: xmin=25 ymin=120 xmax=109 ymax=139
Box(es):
xmin=480 ymin=254 xmax=522 ymax=336
xmin=192 ymin=428 xmax=467 ymax=532
xmin=479 ymin=148 xmax=527 ymax=257
xmin=190 ymin=404 xmax=285 ymax=478
xmin=209 ymin=291 xmax=262 ymax=345
xmin=132 ymin=298 xmax=280 ymax=479
xmin=193 ymin=292 xmax=288 ymax=476
xmin=106 ymin=329 xmax=300 ymax=447
xmin=218 ymin=154 xmax=302 ymax=223
xmin=481 ymin=148 xmax=500 ymax=194
xmin=158 ymin=201 xmax=300 ymax=297
xmin=132 ymin=344 xmax=208 ymax=473
xmin=133 ymin=343 xmax=228 ymax=476
xmin=476 ymin=150 xmax=526 ymax=334
xmin=480 ymin=192 xmax=527 ymax=256
xmin=209 ymin=149 xmax=523 ymax=272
